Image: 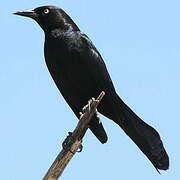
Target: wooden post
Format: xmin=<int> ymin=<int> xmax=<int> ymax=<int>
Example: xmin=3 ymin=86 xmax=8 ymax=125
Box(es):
xmin=42 ymin=91 xmax=105 ymax=180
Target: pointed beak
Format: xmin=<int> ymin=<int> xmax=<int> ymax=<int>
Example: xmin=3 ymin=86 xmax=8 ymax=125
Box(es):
xmin=13 ymin=9 xmax=37 ymax=19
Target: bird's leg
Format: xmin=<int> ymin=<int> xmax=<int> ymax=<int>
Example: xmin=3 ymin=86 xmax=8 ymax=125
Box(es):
xmin=81 ymin=97 xmax=100 ymax=122
xmin=77 ymin=97 xmax=99 ymax=152
xmin=94 ymin=108 xmax=100 ymax=121
xmin=80 ymin=97 xmax=101 ymax=130
xmin=81 ymin=97 xmax=96 ymax=114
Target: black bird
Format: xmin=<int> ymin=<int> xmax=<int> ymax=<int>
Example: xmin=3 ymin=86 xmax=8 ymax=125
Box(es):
xmin=14 ymin=6 xmax=169 ymax=171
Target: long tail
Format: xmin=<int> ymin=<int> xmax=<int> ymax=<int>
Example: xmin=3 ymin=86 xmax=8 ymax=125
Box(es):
xmin=113 ymin=94 xmax=169 ymax=171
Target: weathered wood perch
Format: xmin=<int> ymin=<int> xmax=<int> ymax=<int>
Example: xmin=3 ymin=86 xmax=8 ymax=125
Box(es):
xmin=42 ymin=91 xmax=105 ymax=180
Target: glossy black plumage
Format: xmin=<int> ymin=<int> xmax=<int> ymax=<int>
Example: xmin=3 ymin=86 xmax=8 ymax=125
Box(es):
xmin=14 ymin=6 xmax=169 ymax=171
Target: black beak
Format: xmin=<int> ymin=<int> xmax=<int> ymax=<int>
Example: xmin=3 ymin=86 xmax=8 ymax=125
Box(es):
xmin=13 ymin=9 xmax=37 ymax=19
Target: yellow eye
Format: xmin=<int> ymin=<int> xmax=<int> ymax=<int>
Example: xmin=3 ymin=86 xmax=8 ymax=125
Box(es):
xmin=44 ymin=9 xmax=50 ymax=14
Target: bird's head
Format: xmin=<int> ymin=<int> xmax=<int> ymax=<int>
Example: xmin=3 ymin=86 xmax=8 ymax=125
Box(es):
xmin=14 ymin=6 xmax=79 ymax=33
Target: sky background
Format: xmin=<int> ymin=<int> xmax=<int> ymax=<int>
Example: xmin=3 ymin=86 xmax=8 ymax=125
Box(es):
xmin=1 ymin=0 xmax=180 ymax=179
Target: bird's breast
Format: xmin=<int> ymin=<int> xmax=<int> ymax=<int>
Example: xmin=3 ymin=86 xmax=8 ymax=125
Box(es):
xmin=44 ymin=42 xmax=97 ymax=97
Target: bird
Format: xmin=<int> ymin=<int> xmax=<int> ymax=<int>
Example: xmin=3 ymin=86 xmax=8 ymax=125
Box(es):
xmin=14 ymin=5 xmax=169 ymax=172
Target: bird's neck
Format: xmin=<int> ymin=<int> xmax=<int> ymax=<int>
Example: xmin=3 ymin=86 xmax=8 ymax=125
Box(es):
xmin=49 ymin=28 xmax=63 ymax=38
xmin=45 ymin=24 xmax=77 ymax=37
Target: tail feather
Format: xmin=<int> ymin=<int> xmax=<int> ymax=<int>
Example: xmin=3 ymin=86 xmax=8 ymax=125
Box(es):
xmin=114 ymin=95 xmax=169 ymax=171
xmin=89 ymin=115 xmax=108 ymax=144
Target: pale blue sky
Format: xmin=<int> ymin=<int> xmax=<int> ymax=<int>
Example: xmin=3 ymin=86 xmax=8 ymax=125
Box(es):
xmin=1 ymin=0 xmax=179 ymax=179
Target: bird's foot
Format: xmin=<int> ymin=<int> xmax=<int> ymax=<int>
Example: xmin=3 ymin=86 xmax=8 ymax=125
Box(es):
xmin=62 ymin=132 xmax=83 ymax=153
xmin=62 ymin=132 xmax=74 ymax=153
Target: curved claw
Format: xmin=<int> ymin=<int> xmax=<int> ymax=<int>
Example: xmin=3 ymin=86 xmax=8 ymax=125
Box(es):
xmin=77 ymin=144 xmax=83 ymax=152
